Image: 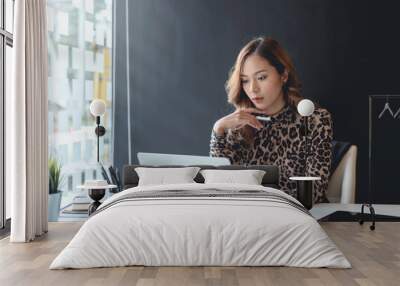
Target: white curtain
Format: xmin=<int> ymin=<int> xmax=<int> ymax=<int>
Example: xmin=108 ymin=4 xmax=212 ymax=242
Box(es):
xmin=8 ymin=0 xmax=48 ymax=242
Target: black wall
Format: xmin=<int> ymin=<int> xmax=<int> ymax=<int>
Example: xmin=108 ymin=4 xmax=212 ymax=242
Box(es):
xmin=113 ymin=0 xmax=400 ymax=203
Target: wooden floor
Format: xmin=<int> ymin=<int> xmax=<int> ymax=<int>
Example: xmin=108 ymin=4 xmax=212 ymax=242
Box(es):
xmin=0 ymin=222 xmax=399 ymax=286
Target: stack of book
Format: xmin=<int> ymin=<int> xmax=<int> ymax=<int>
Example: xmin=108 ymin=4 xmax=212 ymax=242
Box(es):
xmin=62 ymin=195 xmax=91 ymax=214
xmin=71 ymin=195 xmax=91 ymax=212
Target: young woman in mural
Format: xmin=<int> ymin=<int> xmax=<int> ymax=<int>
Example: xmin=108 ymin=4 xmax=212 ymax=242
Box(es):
xmin=210 ymin=37 xmax=333 ymax=203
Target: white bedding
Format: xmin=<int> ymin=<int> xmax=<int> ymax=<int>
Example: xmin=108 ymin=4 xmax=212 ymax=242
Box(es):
xmin=50 ymin=183 xmax=351 ymax=269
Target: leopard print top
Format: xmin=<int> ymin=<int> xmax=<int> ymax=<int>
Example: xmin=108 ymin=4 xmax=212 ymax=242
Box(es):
xmin=209 ymin=105 xmax=333 ymax=203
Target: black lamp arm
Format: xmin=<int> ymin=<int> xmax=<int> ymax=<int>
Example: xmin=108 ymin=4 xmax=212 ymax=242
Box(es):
xmin=95 ymin=116 xmax=106 ymax=162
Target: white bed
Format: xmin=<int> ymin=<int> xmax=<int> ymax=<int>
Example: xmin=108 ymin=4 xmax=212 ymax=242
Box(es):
xmin=50 ymin=183 xmax=351 ymax=269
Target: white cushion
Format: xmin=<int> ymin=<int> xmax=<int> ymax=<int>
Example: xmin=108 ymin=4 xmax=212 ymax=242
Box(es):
xmin=327 ymin=145 xmax=357 ymax=204
xmin=200 ymin=169 xmax=266 ymax=185
xmin=135 ymin=167 xmax=200 ymax=186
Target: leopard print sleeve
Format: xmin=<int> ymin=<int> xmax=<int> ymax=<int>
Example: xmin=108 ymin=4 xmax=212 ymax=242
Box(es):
xmin=307 ymin=108 xmax=333 ymax=203
xmin=209 ymin=129 xmax=246 ymax=165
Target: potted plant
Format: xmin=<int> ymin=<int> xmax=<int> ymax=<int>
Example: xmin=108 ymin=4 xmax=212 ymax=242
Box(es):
xmin=48 ymin=156 xmax=63 ymax=221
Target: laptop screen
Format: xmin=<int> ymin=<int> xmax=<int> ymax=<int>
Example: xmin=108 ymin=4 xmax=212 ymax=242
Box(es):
xmin=137 ymin=152 xmax=231 ymax=166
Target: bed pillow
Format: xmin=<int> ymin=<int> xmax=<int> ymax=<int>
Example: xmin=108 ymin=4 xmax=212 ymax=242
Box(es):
xmin=200 ymin=169 xmax=266 ymax=185
xmin=135 ymin=167 xmax=201 ymax=186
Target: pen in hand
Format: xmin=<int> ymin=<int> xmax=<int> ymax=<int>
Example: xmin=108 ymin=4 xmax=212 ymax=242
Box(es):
xmin=255 ymin=115 xmax=271 ymax=122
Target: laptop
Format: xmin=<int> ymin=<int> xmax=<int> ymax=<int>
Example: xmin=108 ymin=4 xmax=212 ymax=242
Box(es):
xmin=137 ymin=152 xmax=231 ymax=166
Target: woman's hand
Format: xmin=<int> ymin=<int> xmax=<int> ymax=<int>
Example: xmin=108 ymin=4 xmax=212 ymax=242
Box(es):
xmin=213 ymin=108 xmax=268 ymax=135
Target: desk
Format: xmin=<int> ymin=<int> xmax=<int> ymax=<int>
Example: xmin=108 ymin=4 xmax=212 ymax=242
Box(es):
xmin=311 ymin=203 xmax=400 ymax=220
xmin=310 ymin=203 xmax=400 ymax=230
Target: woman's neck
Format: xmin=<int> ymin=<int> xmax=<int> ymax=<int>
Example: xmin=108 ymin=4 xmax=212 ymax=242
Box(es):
xmin=261 ymin=95 xmax=286 ymax=116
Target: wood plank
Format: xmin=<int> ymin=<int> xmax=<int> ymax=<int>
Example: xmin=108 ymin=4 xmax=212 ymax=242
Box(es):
xmin=0 ymin=222 xmax=399 ymax=286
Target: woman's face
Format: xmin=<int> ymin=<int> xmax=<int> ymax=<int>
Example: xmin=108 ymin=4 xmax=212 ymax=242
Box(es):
xmin=240 ymin=54 xmax=287 ymax=114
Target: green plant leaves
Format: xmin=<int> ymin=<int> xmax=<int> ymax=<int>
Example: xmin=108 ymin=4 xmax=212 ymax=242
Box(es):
xmin=49 ymin=156 xmax=63 ymax=194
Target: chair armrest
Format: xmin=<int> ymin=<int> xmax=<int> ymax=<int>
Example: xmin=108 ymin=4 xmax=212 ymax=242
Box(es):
xmin=340 ymin=145 xmax=357 ymax=203
xmin=327 ymin=145 xmax=357 ymax=203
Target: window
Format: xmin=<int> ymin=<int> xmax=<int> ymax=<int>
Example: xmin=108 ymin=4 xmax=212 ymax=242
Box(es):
xmin=47 ymin=0 xmax=113 ymax=216
xmin=81 ymin=171 xmax=85 ymax=184
xmin=1 ymin=0 xmax=14 ymax=230
xmin=67 ymin=176 xmax=73 ymax=191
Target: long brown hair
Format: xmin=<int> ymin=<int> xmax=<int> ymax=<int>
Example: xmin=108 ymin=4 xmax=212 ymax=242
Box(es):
xmin=225 ymin=37 xmax=303 ymax=144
